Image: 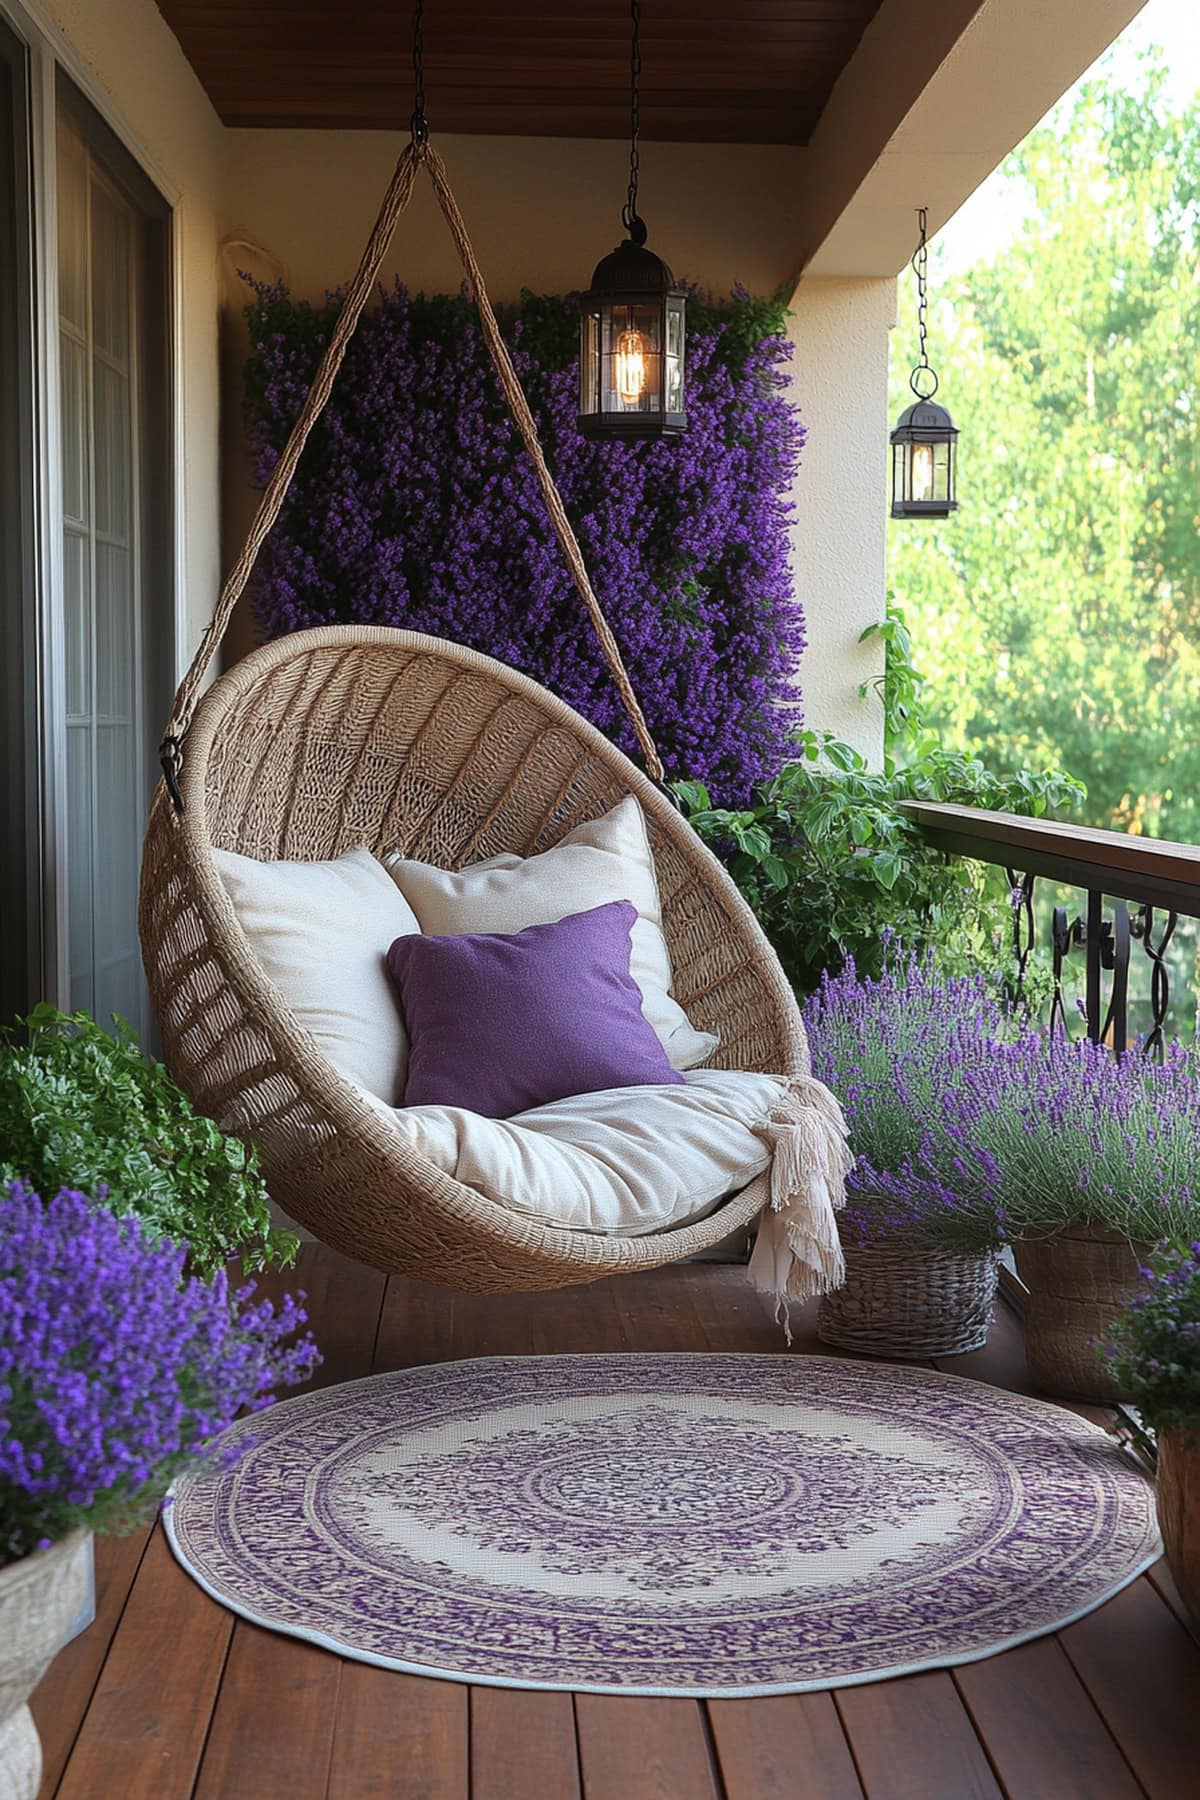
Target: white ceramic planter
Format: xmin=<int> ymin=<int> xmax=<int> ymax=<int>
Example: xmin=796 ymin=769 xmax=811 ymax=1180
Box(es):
xmin=0 ymin=1530 xmax=93 ymax=1800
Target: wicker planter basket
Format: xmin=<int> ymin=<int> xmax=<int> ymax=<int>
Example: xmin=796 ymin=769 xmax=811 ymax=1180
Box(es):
xmin=1014 ymin=1225 xmax=1150 ymax=1403
xmin=817 ymin=1237 xmax=1001 ymax=1360
xmin=0 ymin=1530 xmax=91 ymax=1800
xmin=1156 ymin=1430 xmax=1200 ymax=1624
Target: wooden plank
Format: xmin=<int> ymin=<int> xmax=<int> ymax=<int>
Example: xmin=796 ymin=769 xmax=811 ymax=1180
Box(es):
xmin=153 ymin=0 xmax=885 ymax=145
xmin=471 ymin=1686 xmax=581 ymax=1800
xmin=262 ymin=1241 xmax=389 ymax=1391
xmin=575 ymin=1693 xmax=720 ymax=1800
xmin=31 ymin=1523 xmax=153 ymax=1798
xmin=935 ymin=1292 xmax=1032 ymax=1393
xmin=527 ymin=1275 xmax=633 ymax=1357
xmin=1060 ymin=1577 xmax=1200 ymax=1800
xmin=187 ymin=1241 xmax=383 ymax=1796
xmin=900 ymin=801 xmax=1200 ymax=919
xmin=954 ymin=1636 xmax=1143 ymax=1800
xmin=682 ymin=1261 xmax=818 ymax=1354
xmin=326 ymin=1669 xmax=469 ymax=1800
xmin=193 ymin=1624 xmax=341 ymax=1799
xmin=54 ymin=1525 xmax=234 ymax=1800
xmin=372 ymin=1272 xmax=538 ymax=1371
xmin=1146 ymin=1559 xmax=1200 ymax=1647
xmin=835 ymin=1671 xmax=1003 ymax=1800
xmin=708 ymin=1692 xmax=864 ymax=1800
xmin=326 ymin=1268 xmax=590 ymax=1799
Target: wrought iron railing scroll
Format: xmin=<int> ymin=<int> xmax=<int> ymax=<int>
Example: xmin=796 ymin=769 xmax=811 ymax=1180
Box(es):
xmin=899 ymin=802 xmax=1200 ymax=1057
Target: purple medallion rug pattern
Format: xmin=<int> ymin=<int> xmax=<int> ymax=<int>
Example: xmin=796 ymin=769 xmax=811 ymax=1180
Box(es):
xmin=165 ymin=1355 xmax=1160 ymax=1696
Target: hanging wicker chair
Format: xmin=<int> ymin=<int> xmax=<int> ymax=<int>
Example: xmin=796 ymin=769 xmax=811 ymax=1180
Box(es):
xmin=138 ymin=139 xmax=816 ymax=1294
xmin=139 ymin=626 xmax=806 ymax=1292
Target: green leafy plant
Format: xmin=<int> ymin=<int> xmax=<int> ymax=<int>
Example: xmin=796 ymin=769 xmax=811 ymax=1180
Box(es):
xmin=675 ymin=736 xmax=1082 ymax=995
xmin=857 ymin=602 xmax=929 ymax=751
xmin=675 ymin=599 xmax=1084 ymax=994
xmin=0 ymin=1008 xmax=294 ymax=1277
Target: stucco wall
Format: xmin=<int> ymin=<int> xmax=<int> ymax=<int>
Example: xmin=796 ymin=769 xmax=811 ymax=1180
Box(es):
xmin=786 ymin=276 xmax=894 ymax=757
xmin=37 ymin=0 xmax=225 ymax=655
xmin=218 ymin=129 xmax=889 ymax=761
xmin=222 ymin=130 xmax=807 ymax=306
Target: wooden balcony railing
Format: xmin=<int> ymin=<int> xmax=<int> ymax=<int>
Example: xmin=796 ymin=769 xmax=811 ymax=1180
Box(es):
xmin=899 ymin=801 xmax=1200 ymax=1056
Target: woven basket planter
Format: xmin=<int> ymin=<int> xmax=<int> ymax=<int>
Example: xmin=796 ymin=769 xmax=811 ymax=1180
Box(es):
xmin=1014 ymin=1226 xmax=1150 ymax=1403
xmin=817 ymin=1237 xmax=1001 ymax=1360
xmin=0 ymin=1530 xmax=91 ymax=1800
xmin=1157 ymin=1429 xmax=1200 ymax=1625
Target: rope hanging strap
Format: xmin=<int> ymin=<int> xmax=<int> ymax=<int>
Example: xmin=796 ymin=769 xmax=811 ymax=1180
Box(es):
xmin=423 ymin=149 xmax=661 ymax=779
xmin=160 ymin=139 xmax=663 ymax=808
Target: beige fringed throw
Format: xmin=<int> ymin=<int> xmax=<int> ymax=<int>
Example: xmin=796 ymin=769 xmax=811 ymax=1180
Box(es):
xmin=748 ymin=1075 xmax=853 ymax=1339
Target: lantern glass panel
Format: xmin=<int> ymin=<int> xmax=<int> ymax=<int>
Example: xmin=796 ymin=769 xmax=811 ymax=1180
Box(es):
xmin=892 ymin=441 xmax=908 ymax=506
xmin=580 ymin=308 xmax=601 ymax=417
xmin=911 ymin=441 xmax=935 ymax=503
xmin=601 ymin=301 xmax=662 ymax=416
xmin=664 ymin=296 xmax=685 ymax=414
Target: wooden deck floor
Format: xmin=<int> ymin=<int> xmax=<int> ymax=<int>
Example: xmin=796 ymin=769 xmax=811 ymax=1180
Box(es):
xmin=32 ymin=1246 xmax=1200 ymax=1800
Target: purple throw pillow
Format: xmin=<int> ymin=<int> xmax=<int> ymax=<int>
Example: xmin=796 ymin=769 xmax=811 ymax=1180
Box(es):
xmin=386 ymin=900 xmax=684 ymax=1118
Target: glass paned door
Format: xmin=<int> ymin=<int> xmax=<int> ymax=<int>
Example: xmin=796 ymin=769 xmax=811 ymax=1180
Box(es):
xmin=57 ymin=110 xmax=145 ymax=1032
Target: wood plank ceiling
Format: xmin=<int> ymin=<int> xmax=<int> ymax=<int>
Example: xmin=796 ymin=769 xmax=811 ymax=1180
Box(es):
xmin=154 ymin=1 xmax=887 ymax=144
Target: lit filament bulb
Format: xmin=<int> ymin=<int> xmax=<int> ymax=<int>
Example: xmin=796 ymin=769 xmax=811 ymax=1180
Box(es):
xmin=614 ymin=326 xmax=649 ymax=404
xmin=911 ymin=442 xmax=935 ymax=502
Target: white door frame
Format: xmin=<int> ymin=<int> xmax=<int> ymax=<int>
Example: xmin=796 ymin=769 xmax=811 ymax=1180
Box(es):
xmin=0 ymin=0 xmax=183 ymax=1013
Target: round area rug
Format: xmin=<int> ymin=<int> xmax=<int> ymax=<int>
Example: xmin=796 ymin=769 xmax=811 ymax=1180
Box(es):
xmin=165 ymin=1354 xmax=1159 ymax=1696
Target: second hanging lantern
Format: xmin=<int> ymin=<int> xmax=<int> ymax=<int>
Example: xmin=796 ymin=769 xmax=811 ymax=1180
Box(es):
xmin=891 ymin=207 xmax=958 ymax=518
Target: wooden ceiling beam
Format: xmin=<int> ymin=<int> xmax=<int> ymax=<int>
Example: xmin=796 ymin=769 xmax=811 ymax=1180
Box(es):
xmin=154 ymin=0 xmax=885 ymax=145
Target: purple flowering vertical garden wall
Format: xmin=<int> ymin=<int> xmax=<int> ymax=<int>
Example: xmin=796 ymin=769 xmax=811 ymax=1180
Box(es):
xmin=243 ymin=283 xmax=805 ymax=801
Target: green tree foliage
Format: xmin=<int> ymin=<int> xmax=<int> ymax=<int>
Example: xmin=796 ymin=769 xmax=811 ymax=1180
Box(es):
xmin=675 ymin=602 xmax=1082 ymax=996
xmin=889 ymin=54 xmax=1200 ymax=842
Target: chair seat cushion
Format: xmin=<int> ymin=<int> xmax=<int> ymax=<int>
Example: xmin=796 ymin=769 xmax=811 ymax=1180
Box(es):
xmin=358 ymin=1067 xmax=783 ymax=1235
xmin=384 ymin=797 xmax=718 ymax=1073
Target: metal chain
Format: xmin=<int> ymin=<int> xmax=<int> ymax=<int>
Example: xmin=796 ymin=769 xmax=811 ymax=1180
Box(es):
xmin=411 ymin=0 xmax=429 ymax=145
xmin=909 ymin=206 xmax=939 ymax=399
xmin=621 ymin=0 xmax=644 ymax=240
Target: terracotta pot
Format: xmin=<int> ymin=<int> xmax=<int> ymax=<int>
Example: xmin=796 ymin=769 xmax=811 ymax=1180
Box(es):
xmin=0 ymin=1530 xmax=92 ymax=1800
xmin=1157 ymin=1429 xmax=1200 ymax=1624
xmin=817 ymin=1236 xmax=1001 ymax=1360
xmin=1015 ymin=1225 xmax=1151 ymax=1402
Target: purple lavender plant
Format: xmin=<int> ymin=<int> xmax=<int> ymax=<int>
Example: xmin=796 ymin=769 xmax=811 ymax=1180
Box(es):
xmin=242 ymin=282 xmax=806 ymax=802
xmin=955 ymin=1030 xmax=1200 ymax=1246
xmin=0 ymin=1184 xmax=321 ymax=1566
xmin=806 ymin=947 xmax=1200 ymax=1255
xmin=1108 ymin=1243 xmax=1200 ymax=1439
xmin=803 ymin=948 xmax=1012 ymax=1252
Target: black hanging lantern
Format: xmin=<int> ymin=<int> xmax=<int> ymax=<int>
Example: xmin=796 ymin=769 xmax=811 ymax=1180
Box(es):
xmin=891 ymin=208 xmax=958 ymax=518
xmin=579 ymin=0 xmax=686 ymax=441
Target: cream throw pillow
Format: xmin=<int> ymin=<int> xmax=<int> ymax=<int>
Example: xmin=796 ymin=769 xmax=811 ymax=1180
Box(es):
xmin=354 ymin=1068 xmax=779 ymax=1235
xmin=213 ymin=846 xmax=420 ymax=1104
xmin=383 ymin=797 xmax=718 ymax=1072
